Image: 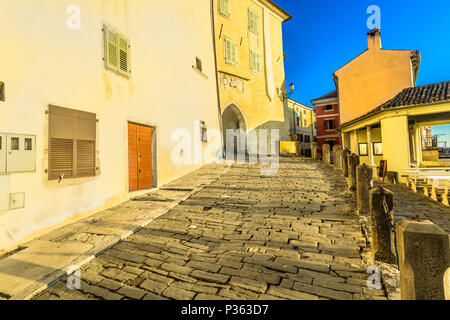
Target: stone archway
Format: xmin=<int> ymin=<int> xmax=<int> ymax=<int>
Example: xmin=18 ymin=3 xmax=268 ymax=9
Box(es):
xmin=222 ymin=103 xmax=247 ymax=154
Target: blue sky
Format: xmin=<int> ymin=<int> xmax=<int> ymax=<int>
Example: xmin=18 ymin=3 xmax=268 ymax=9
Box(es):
xmin=275 ymin=0 xmax=450 ymax=145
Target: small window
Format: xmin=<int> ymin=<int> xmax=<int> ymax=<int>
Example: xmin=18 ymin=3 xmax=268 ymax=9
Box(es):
xmin=373 ymin=142 xmax=383 ymax=155
xmin=359 ymin=143 xmax=368 ymax=156
xmin=250 ymin=49 xmax=261 ymax=73
xmin=219 ymin=0 xmax=230 ymax=17
xmin=325 ymin=119 xmax=334 ymax=130
xmin=325 ymin=105 xmax=333 ymax=111
xmin=304 ymin=120 xmax=307 ymax=127
xmin=248 ymin=9 xmax=258 ymax=34
xmin=11 ymin=137 xmax=19 ymax=150
xmin=225 ymin=38 xmax=237 ymax=65
xmin=25 ymin=138 xmax=32 ymax=151
xmin=305 ymin=135 xmax=311 ymax=143
xmin=104 ymin=24 xmax=130 ymax=78
xmin=196 ymin=57 xmax=202 ymax=72
xmin=296 ymin=118 xmax=300 ymax=126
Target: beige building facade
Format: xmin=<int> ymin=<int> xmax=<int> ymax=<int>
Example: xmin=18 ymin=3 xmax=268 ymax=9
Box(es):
xmin=0 ymin=0 xmax=222 ymax=253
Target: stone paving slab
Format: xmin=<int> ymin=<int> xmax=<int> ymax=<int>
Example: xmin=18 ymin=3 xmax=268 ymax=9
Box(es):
xmin=32 ymin=157 xmax=389 ymax=300
xmin=0 ymin=164 xmax=230 ymax=300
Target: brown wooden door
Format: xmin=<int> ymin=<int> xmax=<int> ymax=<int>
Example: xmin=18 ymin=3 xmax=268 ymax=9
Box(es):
xmin=128 ymin=123 xmax=138 ymax=191
xmin=128 ymin=123 xmax=153 ymax=191
xmin=137 ymin=125 xmax=153 ymax=190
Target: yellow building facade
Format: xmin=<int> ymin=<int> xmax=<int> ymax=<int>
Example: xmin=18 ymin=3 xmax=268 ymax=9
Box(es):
xmin=0 ymin=0 xmax=223 ymax=253
xmin=339 ymin=81 xmax=450 ymax=183
xmin=287 ymin=99 xmax=316 ymax=156
xmin=213 ymin=0 xmax=292 ymax=153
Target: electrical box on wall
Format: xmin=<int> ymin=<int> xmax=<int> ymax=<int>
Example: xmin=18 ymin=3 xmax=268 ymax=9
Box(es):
xmin=5 ymin=134 xmax=36 ymax=173
xmin=0 ymin=133 xmax=5 ymax=173
xmin=9 ymin=192 xmax=25 ymax=210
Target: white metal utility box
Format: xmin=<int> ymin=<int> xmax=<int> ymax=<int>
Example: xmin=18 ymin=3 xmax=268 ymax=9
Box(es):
xmin=0 ymin=133 xmax=36 ymax=173
xmin=0 ymin=133 xmax=6 ymax=173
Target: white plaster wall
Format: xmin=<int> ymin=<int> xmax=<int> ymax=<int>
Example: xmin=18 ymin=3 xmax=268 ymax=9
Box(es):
xmin=0 ymin=0 xmax=221 ymax=253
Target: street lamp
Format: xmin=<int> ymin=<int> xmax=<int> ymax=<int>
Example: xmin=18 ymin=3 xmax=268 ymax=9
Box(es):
xmin=278 ymin=82 xmax=295 ymax=102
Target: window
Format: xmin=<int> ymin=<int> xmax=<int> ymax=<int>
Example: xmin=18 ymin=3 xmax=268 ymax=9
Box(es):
xmin=299 ymin=134 xmax=304 ymax=142
xmin=104 ymin=24 xmax=130 ymax=78
xmin=0 ymin=136 xmax=2 ymax=149
xmin=373 ymin=142 xmax=383 ymax=155
xmin=325 ymin=119 xmax=334 ymax=130
xmin=305 ymin=135 xmax=311 ymax=143
xmin=24 ymin=138 xmax=32 ymax=151
xmin=304 ymin=120 xmax=307 ymax=127
xmin=325 ymin=105 xmax=333 ymax=111
xmin=296 ymin=117 xmax=300 ymax=126
xmin=219 ymin=0 xmax=230 ymax=17
xmin=248 ymin=9 xmax=258 ymax=34
xmin=359 ymin=143 xmax=368 ymax=156
xmin=11 ymin=137 xmax=19 ymax=150
xmin=48 ymin=105 xmax=96 ymax=180
xmin=250 ymin=49 xmax=261 ymax=73
xmin=225 ymin=38 xmax=237 ymax=65
xmin=195 ymin=57 xmax=202 ymax=72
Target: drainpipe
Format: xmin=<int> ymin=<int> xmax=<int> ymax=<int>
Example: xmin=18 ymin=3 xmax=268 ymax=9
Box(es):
xmin=210 ymin=0 xmax=224 ymax=157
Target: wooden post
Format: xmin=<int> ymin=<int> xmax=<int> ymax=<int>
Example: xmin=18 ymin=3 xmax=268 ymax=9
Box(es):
xmin=370 ymin=187 xmax=397 ymax=264
xmin=357 ymin=163 xmax=373 ymax=215
xmin=343 ymin=149 xmax=350 ymax=177
xmin=348 ymin=154 xmax=360 ymax=191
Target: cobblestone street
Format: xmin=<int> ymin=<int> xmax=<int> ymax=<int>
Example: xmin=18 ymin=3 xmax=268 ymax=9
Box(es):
xmin=33 ymin=157 xmax=389 ymax=300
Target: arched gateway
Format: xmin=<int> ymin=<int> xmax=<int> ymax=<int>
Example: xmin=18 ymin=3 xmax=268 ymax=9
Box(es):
xmin=221 ymin=103 xmax=247 ymax=154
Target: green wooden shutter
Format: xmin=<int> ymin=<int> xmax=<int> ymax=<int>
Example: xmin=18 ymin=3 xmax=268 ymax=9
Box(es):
xmin=250 ymin=50 xmax=255 ymax=72
xmin=220 ymin=0 xmax=229 ymax=17
xmin=225 ymin=39 xmax=230 ymax=64
xmin=104 ymin=25 xmax=119 ymax=72
xmin=250 ymin=50 xmax=260 ymax=73
xmin=231 ymin=41 xmax=237 ymax=65
xmin=256 ymin=52 xmax=261 ymax=73
xmin=225 ymin=38 xmax=237 ymax=65
xmin=248 ymin=9 xmax=258 ymax=34
xmin=118 ymin=34 xmax=130 ymax=77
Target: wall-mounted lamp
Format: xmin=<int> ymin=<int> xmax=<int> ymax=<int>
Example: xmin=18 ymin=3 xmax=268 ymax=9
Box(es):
xmin=0 ymin=82 xmax=5 ymax=102
xmin=278 ymin=82 xmax=295 ymax=102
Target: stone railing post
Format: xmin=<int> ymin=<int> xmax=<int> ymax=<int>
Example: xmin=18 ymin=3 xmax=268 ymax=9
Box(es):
xmin=322 ymin=144 xmax=330 ymax=165
xmin=311 ymin=143 xmax=317 ymax=160
xmin=348 ymin=154 xmax=360 ymax=191
xmin=342 ymin=149 xmax=350 ymax=177
xmin=333 ymin=145 xmax=343 ymax=170
xmin=370 ymin=187 xmax=397 ymax=264
xmin=396 ymin=220 xmax=450 ymax=300
xmin=357 ymin=163 xmax=373 ymax=215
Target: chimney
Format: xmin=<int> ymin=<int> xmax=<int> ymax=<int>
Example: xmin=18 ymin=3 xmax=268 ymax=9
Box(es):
xmin=367 ymin=29 xmax=381 ymax=50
